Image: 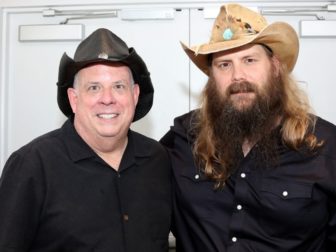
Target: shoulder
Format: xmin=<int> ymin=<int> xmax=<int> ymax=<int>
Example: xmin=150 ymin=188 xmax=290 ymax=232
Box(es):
xmin=13 ymin=119 xmax=80 ymax=159
xmin=130 ymin=130 xmax=168 ymax=157
xmin=1 ymin=128 xmax=62 ymax=181
xmin=314 ymin=116 xmax=336 ymax=155
xmin=130 ymin=130 xmax=160 ymax=146
xmin=160 ymin=110 xmax=198 ymax=147
xmin=129 ymin=131 xmax=171 ymax=177
xmin=315 ymin=116 xmax=336 ymax=139
xmin=173 ymin=110 xmax=198 ymax=130
xmin=12 ymin=128 xmax=63 ymax=158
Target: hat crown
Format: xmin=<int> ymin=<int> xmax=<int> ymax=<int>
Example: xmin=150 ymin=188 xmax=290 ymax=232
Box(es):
xmin=181 ymin=3 xmax=299 ymax=76
xmin=74 ymin=28 xmax=130 ymax=62
xmin=210 ymin=4 xmax=267 ymax=43
xmin=57 ymin=28 xmax=154 ymax=121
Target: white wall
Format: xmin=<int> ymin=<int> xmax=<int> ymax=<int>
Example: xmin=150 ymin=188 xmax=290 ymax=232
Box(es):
xmin=1 ymin=1 xmax=336 ymax=172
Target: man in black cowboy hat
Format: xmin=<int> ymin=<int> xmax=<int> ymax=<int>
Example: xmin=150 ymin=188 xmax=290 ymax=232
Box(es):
xmin=161 ymin=3 xmax=336 ymax=252
xmin=0 ymin=28 xmax=171 ymax=251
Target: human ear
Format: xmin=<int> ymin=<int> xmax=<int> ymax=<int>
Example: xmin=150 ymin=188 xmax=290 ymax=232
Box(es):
xmin=133 ymin=84 xmax=140 ymax=105
xmin=272 ymin=56 xmax=281 ymax=77
xmin=67 ymin=87 xmax=78 ymax=113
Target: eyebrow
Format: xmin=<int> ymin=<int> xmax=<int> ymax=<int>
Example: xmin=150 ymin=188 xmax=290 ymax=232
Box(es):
xmin=213 ymin=52 xmax=262 ymax=62
xmin=85 ymin=81 xmax=100 ymax=85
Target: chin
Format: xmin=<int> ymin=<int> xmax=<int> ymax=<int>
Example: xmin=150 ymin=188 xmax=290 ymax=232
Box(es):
xmin=233 ymin=100 xmax=254 ymax=111
xmin=97 ymin=127 xmax=118 ymax=136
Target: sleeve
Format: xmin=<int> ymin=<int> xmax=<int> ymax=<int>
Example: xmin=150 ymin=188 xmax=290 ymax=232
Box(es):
xmin=327 ymin=166 xmax=336 ymax=251
xmin=160 ymin=130 xmax=175 ymax=149
xmin=327 ymin=201 xmax=336 ymax=251
xmin=0 ymin=151 xmax=45 ymax=251
xmin=324 ymin=126 xmax=336 ymax=251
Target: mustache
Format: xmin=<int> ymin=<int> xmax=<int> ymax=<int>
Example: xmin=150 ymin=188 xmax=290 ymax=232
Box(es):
xmin=228 ymin=81 xmax=256 ymax=94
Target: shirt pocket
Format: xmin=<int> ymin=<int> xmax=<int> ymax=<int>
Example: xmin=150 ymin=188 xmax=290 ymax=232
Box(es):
xmin=258 ymin=178 xmax=320 ymax=235
xmin=177 ymin=168 xmax=233 ymax=220
xmin=261 ymin=178 xmax=313 ymax=200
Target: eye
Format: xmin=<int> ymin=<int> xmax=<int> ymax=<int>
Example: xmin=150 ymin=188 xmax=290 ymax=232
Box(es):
xmin=217 ymin=61 xmax=231 ymax=70
xmin=87 ymin=84 xmax=101 ymax=92
xmin=245 ymin=57 xmax=257 ymax=64
xmin=112 ymin=81 xmax=128 ymax=91
xmin=114 ymin=83 xmax=125 ymax=89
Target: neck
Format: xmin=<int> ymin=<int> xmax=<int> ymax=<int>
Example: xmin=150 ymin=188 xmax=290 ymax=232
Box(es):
xmin=73 ymin=119 xmax=130 ymax=170
xmin=77 ymin=130 xmax=129 ymax=171
xmin=93 ymin=137 xmax=128 ymax=170
xmin=242 ymin=139 xmax=254 ymax=157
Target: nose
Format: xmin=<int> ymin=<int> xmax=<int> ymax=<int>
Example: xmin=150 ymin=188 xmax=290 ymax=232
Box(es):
xmin=231 ymin=64 xmax=246 ymax=82
xmin=100 ymin=88 xmax=116 ymax=105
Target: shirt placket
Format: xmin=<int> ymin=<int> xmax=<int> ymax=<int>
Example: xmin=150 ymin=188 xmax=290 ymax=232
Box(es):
xmin=227 ymin=161 xmax=251 ymax=251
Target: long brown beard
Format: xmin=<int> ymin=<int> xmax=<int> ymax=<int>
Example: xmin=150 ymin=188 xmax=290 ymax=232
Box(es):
xmin=205 ymin=71 xmax=284 ymax=170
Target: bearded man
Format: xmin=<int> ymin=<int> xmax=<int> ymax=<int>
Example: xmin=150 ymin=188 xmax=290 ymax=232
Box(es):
xmin=161 ymin=3 xmax=336 ymax=252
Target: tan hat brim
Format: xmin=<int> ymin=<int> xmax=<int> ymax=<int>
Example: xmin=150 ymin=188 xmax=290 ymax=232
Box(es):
xmin=182 ymin=21 xmax=299 ymax=76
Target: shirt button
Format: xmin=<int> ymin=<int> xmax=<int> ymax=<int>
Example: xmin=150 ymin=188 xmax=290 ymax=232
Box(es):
xmin=195 ymin=174 xmax=200 ymax=179
xmin=123 ymin=214 xmax=129 ymax=221
xmin=237 ymin=204 xmax=242 ymax=211
xmin=232 ymin=236 xmax=237 ymax=242
xmin=240 ymin=173 xmax=246 ymax=178
xmin=282 ymin=191 xmax=288 ymax=197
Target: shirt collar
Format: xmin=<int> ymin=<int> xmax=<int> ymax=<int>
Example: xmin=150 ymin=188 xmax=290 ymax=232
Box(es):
xmin=119 ymin=130 xmax=153 ymax=172
xmin=61 ymin=119 xmax=96 ymax=162
xmin=61 ymin=119 xmax=153 ymax=168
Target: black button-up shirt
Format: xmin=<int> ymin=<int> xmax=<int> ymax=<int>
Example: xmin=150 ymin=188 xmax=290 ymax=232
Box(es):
xmin=161 ymin=110 xmax=336 ymax=252
xmin=0 ymin=119 xmax=171 ymax=252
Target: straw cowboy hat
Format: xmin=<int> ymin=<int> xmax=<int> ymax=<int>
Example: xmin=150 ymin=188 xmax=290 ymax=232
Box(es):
xmin=57 ymin=28 xmax=154 ymax=122
xmin=182 ymin=3 xmax=299 ymax=75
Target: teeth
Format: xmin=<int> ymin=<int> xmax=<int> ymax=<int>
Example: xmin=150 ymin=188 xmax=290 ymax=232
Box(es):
xmin=98 ymin=113 xmax=117 ymax=119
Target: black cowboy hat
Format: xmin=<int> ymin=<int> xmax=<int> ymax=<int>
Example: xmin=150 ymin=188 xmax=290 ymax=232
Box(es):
xmin=56 ymin=28 xmax=154 ymax=122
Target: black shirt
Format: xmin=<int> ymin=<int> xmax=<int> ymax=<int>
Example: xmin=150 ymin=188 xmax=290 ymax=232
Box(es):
xmin=161 ymin=110 xmax=336 ymax=252
xmin=0 ymin=119 xmax=171 ymax=252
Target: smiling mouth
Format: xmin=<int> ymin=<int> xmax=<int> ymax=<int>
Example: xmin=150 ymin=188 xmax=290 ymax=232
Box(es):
xmin=97 ymin=113 xmax=118 ymax=119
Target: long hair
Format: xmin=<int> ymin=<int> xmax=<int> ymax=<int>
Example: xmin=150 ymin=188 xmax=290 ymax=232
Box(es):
xmin=192 ymin=59 xmax=323 ymax=188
